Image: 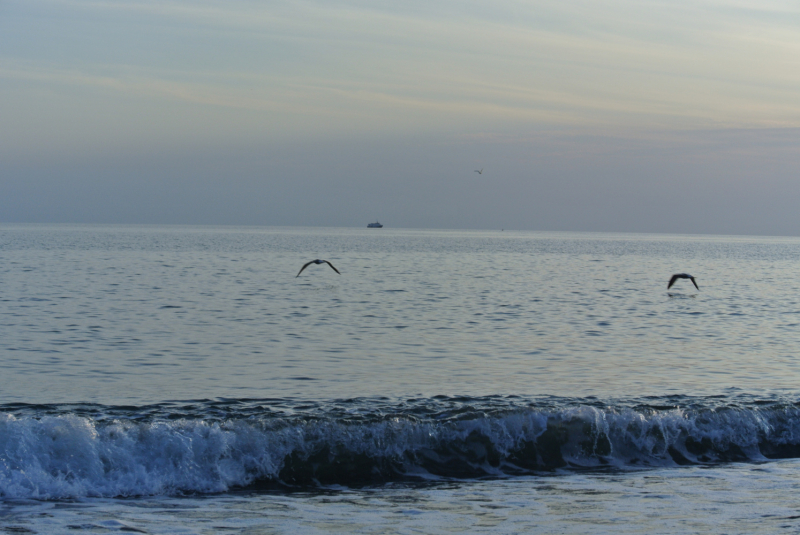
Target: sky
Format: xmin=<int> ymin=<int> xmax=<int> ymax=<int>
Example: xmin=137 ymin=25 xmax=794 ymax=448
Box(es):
xmin=2 ymin=0 xmax=800 ymax=235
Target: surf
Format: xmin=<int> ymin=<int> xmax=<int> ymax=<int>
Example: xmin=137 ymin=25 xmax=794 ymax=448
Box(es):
xmin=2 ymin=396 xmax=800 ymax=499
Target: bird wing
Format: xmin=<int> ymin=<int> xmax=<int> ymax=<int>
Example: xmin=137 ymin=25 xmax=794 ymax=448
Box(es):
xmin=324 ymin=260 xmax=341 ymax=274
xmin=691 ymin=277 xmax=699 ymax=290
xmin=667 ymin=274 xmax=679 ymax=289
xmin=296 ymin=260 xmax=314 ymax=277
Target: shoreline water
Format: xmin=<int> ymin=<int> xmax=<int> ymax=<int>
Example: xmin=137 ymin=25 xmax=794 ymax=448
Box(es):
xmin=2 ymin=225 xmax=799 ymax=532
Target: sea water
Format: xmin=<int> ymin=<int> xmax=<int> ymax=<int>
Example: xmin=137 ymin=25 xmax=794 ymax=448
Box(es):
xmin=2 ymin=224 xmax=800 ymax=533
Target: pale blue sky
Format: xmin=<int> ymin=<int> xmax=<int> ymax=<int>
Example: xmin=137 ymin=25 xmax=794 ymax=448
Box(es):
xmin=2 ymin=0 xmax=800 ymax=234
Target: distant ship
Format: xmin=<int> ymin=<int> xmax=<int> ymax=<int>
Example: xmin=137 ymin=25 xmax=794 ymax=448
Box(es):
xmin=367 ymin=221 xmax=383 ymax=228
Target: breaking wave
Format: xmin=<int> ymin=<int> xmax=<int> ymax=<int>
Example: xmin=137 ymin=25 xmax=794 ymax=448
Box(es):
xmin=2 ymin=396 xmax=800 ymax=499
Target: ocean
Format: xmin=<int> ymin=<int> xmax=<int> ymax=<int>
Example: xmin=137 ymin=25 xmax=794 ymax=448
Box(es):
xmin=2 ymin=224 xmax=800 ymax=533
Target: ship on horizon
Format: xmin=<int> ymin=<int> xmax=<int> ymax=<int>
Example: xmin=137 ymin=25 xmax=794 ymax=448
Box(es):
xmin=367 ymin=220 xmax=383 ymax=228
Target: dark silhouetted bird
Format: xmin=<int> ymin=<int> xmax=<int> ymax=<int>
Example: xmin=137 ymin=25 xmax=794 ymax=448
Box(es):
xmin=296 ymin=259 xmax=341 ymax=277
xmin=667 ymin=273 xmax=699 ymax=290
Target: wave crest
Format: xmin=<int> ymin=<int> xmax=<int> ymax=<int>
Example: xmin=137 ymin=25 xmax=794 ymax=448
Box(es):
xmin=2 ymin=401 xmax=800 ymax=498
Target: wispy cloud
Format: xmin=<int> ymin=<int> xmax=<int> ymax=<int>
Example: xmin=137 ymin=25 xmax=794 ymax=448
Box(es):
xmin=4 ymin=0 xmax=800 ymax=144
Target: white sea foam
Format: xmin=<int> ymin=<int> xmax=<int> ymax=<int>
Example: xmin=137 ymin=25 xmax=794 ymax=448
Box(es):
xmin=2 ymin=402 xmax=800 ymax=499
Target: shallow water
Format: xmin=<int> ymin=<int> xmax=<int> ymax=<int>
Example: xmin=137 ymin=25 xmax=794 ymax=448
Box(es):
xmin=2 ymin=224 xmax=800 ymax=532
xmin=4 ymin=462 xmax=800 ymax=534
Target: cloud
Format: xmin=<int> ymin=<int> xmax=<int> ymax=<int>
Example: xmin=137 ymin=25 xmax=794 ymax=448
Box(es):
xmin=4 ymin=0 xmax=800 ymax=157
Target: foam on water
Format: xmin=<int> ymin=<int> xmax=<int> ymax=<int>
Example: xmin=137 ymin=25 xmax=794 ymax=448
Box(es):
xmin=3 ymin=397 xmax=800 ymax=499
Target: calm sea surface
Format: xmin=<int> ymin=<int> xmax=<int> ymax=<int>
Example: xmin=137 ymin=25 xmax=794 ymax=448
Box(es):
xmin=2 ymin=224 xmax=800 ymax=533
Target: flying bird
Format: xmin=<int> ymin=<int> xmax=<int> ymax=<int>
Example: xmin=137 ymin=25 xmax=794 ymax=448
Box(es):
xmin=296 ymin=259 xmax=341 ymax=277
xmin=667 ymin=273 xmax=699 ymax=290
xmin=475 ymin=169 xmax=483 ymax=174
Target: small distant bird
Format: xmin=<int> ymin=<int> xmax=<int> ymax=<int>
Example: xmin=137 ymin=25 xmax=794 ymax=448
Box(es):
xmin=475 ymin=169 xmax=483 ymax=174
xmin=296 ymin=259 xmax=341 ymax=277
xmin=667 ymin=273 xmax=699 ymax=290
